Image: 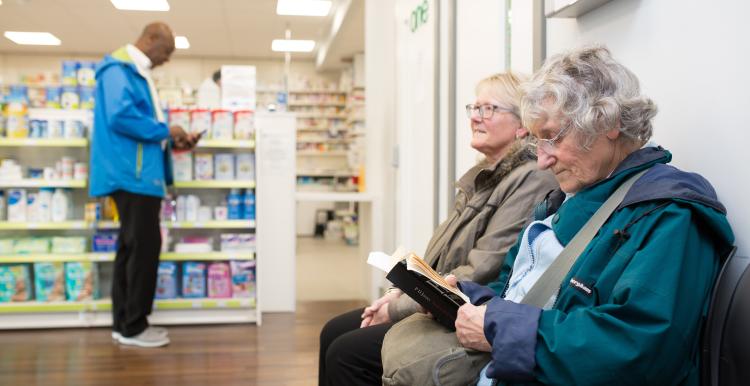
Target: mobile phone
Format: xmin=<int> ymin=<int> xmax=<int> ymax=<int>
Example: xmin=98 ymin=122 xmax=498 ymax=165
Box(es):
xmin=197 ymin=129 xmax=208 ymax=138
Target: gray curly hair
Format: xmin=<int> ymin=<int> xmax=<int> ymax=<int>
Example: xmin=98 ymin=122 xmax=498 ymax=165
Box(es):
xmin=521 ymin=45 xmax=657 ymax=148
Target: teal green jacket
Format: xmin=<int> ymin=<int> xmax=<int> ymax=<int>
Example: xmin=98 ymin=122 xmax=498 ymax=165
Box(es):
xmin=460 ymin=147 xmax=735 ymax=385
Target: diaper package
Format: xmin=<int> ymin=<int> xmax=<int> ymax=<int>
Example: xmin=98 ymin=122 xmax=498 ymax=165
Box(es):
xmin=0 ymin=264 xmax=32 ymax=302
xmin=64 ymin=262 xmax=98 ymax=301
xmin=230 ymin=261 xmax=255 ymax=299
xmin=155 ymin=261 xmax=178 ymax=299
xmin=207 ymin=262 xmax=231 ymax=298
xmin=181 ymin=262 xmax=206 ymax=298
xmin=34 ymin=262 xmax=65 ymax=302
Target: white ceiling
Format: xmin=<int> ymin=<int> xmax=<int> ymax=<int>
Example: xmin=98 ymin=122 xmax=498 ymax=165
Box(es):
xmin=0 ymin=0 xmax=364 ymax=70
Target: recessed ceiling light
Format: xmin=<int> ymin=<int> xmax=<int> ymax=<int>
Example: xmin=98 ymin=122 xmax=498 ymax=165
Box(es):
xmin=110 ymin=0 xmax=170 ymax=11
xmin=175 ymin=36 xmax=190 ymax=49
xmin=276 ymin=0 xmax=331 ymax=16
xmin=4 ymin=31 xmax=61 ymax=46
xmin=271 ymin=39 xmax=316 ymax=53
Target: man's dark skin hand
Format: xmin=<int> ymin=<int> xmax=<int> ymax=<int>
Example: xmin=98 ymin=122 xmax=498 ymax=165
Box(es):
xmin=169 ymin=125 xmax=200 ymax=150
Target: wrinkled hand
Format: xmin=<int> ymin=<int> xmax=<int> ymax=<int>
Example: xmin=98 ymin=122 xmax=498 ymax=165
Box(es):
xmin=455 ymin=303 xmax=491 ymax=352
xmin=360 ymin=289 xmax=401 ymax=328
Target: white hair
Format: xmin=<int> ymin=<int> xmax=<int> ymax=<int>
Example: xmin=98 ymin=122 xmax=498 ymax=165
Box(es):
xmin=521 ymin=45 xmax=658 ymax=148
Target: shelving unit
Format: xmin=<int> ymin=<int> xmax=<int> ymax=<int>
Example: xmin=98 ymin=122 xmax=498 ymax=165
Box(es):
xmin=0 ymin=107 xmax=260 ymax=329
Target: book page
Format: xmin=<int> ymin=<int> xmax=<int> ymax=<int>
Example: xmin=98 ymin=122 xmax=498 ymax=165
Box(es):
xmin=404 ymin=253 xmax=469 ymax=303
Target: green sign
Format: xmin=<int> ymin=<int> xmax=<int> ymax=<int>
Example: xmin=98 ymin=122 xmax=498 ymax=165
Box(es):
xmin=410 ymin=0 xmax=429 ymax=33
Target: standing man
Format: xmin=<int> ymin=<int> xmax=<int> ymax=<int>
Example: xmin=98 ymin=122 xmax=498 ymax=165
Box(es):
xmin=90 ymin=22 xmax=198 ymax=347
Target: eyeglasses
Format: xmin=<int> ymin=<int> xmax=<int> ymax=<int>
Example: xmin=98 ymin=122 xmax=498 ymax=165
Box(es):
xmin=465 ymin=104 xmax=511 ymax=120
xmin=529 ymin=122 xmax=572 ymax=155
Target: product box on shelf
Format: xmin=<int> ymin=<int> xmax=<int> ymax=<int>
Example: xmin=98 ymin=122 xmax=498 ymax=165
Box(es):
xmin=34 ymin=262 xmax=65 ymax=302
xmin=52 ymin=236 xmax=86 ymax=254
xmin=220 ymin=233 xmax=255 ymax=252
xmin=194 ymin=153 xmax=214 ymax=180
xmin=0 ymin=264 xmax=32 ymax=302
xmin=230 ymin=261 xmax=255 ymax=299
xmin=61 ymin=61 xmax=79 ymax=86
xmin=214 ymin=153 xmax=235 ymax=180
xmin=155 ymin=261 xmax=178 ymax=300
xmin=45 ymin=86 xmax=62 ymax=108
xmin=64 ymin=261 xmax=98 ymax=301
xmin=181 ymin=262 xmax=206 ymax=298
xmin=207 ymin=262 xmax=231 ymax=298
xmin=61 ymin=86 xmax=80 ymax=109
xmin=235 ymin=153 xmax=255 ymax=180
xmin=190 ymin=109 xmax=211 ymax=135
xmin=77 ymin=62 xmax=96 ymax=87
xmin=211 ymin=110 xmax=233 ymax=139
xmin=13 ymin=237 xmax=50 ymax=254
xmin=233 ymin=110 xmax=254 ymax=139
xmin=92 ymin=232 xmax=118 ymax=252
xmin=79 ymin=86 xmax=95 ymax=109
xmin=169 ymin=108 xmax=191 ymax=132
xmin=172 ymin=151 xmax=193 ymax=181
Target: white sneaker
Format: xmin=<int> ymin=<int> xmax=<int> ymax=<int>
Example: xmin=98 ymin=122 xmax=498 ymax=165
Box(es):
xmin=112 ymin=326 xmax=168 ymax=341
xmin=117 ymin=327 xmax=171 ymax=348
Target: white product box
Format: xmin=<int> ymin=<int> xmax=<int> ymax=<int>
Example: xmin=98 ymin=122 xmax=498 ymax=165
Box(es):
xmin=211 ymin=110 xmax=234 ymax=139
xmin=169 ymin=109 xmax=191 ymax=133
xmin=190 ymin=109 xmax=212 ymax=136
xmin=172 ymin=151 xmax=193 ymax=181
xmin=233 ymin=110 xmax=254 ymax=139
xmin=235 ymin=153 xmax=255 ymax=180
xmin=7 ymin=189 xmax=27 ymax=222
xmin=194 ymin=153 xmax=214 ymax=180
xmin=214 ymin=153 xmax=235 ymax=180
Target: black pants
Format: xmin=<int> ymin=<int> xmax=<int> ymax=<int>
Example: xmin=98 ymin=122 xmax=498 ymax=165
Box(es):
xmin=319 ymin=308 xmax=394 ymax=386
xmin=111 ymin=190 xmax=162 ymax=337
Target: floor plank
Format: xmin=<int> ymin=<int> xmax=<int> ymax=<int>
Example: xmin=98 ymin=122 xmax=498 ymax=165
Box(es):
xmin=0 ymin=300 xmax=365 ymax=386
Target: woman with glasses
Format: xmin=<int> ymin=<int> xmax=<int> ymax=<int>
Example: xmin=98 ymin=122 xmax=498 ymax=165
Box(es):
xmin=383 ymin=45 xmax=734 ymax=386
xmin=319 ymin=73 xmax=558 ymax=386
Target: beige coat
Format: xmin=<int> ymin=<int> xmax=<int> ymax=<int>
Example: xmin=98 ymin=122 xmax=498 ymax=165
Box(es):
xmin=388 ymin=142 xmax=558 ymax=321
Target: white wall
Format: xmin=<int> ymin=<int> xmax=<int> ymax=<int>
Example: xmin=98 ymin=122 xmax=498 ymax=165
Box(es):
xmin=454 ymin=0 xmax=507 ymax=180
xmin=545 ymin=0 xmax=750 ymax=254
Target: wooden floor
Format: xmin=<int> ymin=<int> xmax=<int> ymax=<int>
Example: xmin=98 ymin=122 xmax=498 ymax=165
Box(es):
xmin=0 ymin=300 xmax=366 ymax=386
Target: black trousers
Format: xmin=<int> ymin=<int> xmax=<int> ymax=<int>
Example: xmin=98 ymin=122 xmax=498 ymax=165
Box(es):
xmin=111 ymin=190 xmax=162 ymax=337
xmin=319 ymin=308 xmax=394 ymax=386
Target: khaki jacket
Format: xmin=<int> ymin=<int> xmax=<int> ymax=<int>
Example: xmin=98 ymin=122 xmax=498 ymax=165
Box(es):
xmin=388 ymin=142 xmax=558 ymax=322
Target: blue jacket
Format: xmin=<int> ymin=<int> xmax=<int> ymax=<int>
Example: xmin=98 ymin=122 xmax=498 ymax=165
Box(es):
xmin=89 ymin=46 xmax=172 ymax=198
xmin=460 ymin=147 xmax=735 ymax=386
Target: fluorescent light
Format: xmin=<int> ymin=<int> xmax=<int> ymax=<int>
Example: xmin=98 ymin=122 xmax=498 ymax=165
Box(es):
xmin=110 ymin=0 xmax=170 ymax=11
xmin=4 ymin=31 xmax=61 ymax=46
xmin=276 ymin=0 xmax=331 ymax=16
xmin=271 ymin=39 xmax=315 ymax=52
xmin=175 ymin=36 xmax=190 ymax=49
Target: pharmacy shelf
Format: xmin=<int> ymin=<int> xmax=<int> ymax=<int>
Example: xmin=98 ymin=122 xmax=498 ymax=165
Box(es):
xmin=297 ymin=171 xmax=357 ymax=177
xmin=0 ymin=179 xmax=86 ymax=188
xmin=152 ymin=298 xmax=255 ymax=310
xmin=0 ymin=251 xmax=254 ymax=263
xmin=0 ymin=138 xmax=88 ymax=147
xmin=294 ymin=114 xmax=347 ymax=119
xmin=297 ymin=150 xmax=348 ymax=156
xmin=289 ymin=102 xmax=347 ymax=107
xmin=0 ymin=298 xmax=253 ymax=313
xmin=289 ymin=89 xmax=347 ymax=94
xmin=98 ymin=220 xmax=255 ymax=229
xmin=27 ymin=108 xmax=91 ymax=121
xmin=197 ymin=139 xmax=255 ymax=149
xmin=0 ymin=221 xmax=90 ymax=230
xmin=173 ymin=180 xmax=256 ymax=189
xmin=296 ymin=192 xmax=373 ymax=202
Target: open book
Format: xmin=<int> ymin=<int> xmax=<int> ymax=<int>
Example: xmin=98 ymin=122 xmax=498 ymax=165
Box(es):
xmin=368 ymin=249 xmax=469 ymax=330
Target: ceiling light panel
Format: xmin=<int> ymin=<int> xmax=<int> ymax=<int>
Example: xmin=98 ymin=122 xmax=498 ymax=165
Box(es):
xmin=276 ymin=0 xmax=331 ymax=16
xmin=4 ymin=31 xmax=61 ymax=46
xmin=271 ymin=39 xmax=315 ymax=53
xmin=175 ymin=36 xmax=190 ymax=49
xmin=110 ymin=0 xmax=170 ymax=11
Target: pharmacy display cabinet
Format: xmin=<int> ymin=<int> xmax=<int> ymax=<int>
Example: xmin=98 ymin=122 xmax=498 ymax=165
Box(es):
xmin=0 ymin=109 xmax=297 ymax=329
